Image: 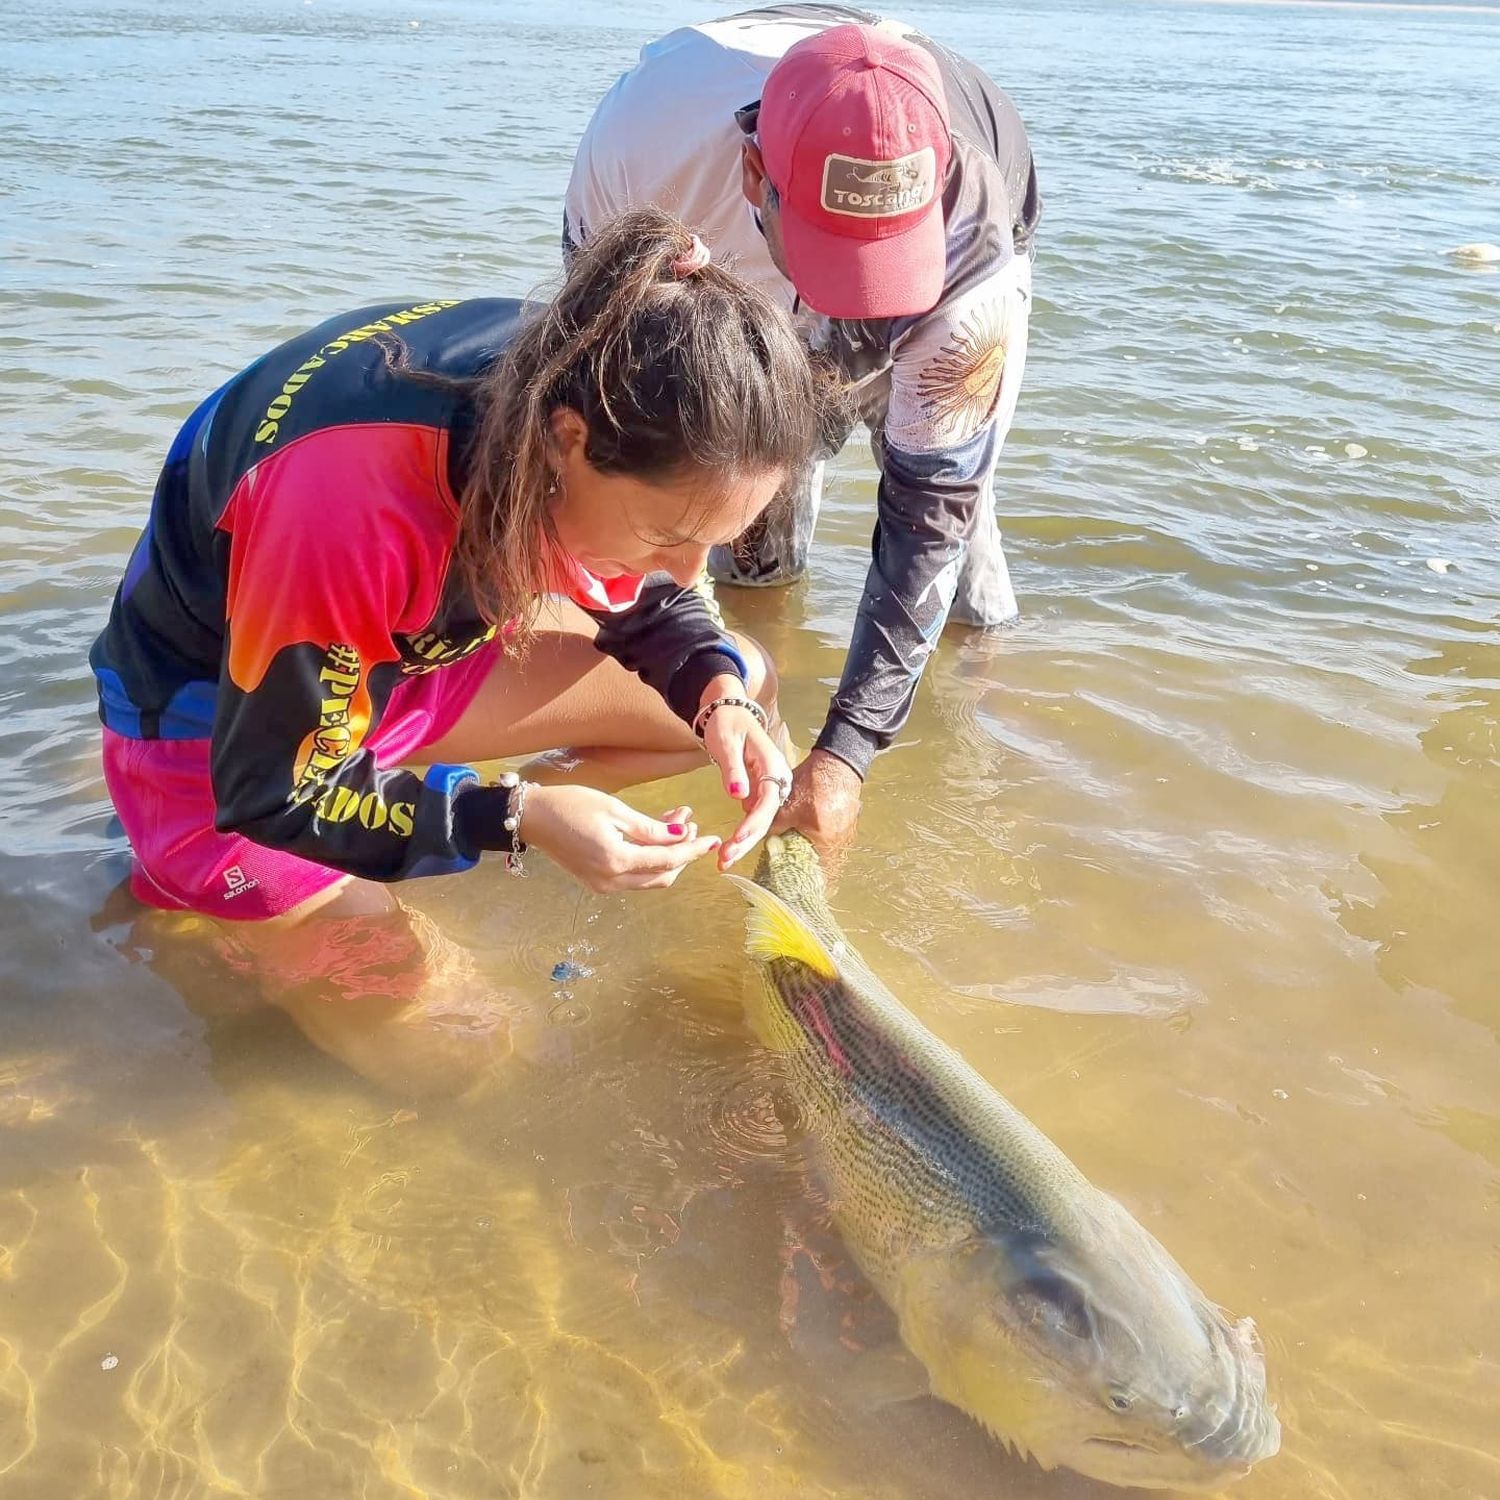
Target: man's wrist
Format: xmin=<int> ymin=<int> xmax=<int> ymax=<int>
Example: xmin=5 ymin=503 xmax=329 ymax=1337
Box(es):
xmin=813 ymin=717 xmax=877 ymax=781
xmin=800 ymin=745 xmax=852 ymax=777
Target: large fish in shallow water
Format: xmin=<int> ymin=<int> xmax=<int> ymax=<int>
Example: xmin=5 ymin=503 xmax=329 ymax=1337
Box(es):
xmin=727 ymin=834 xmax=1279 ymax=1491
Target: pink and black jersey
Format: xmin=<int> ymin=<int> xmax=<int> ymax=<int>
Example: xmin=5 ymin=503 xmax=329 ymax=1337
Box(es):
xmin=90 ymin=298 xmax=746 ymax=882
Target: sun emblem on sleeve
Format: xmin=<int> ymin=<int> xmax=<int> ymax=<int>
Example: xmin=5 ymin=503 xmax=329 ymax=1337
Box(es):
xmin=915 ymin=307 xmax=1007 ymax=436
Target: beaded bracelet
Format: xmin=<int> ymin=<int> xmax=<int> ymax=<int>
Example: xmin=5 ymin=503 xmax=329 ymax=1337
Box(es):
xmin=497 ymin=770 xmax=531 ymax=877
xmin=692 ymin=694 xmax=769 ymax=741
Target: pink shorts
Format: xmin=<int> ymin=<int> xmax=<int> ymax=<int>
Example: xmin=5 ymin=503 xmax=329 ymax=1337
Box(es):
xmin=101 ymin=643 xmax=501 ymax=922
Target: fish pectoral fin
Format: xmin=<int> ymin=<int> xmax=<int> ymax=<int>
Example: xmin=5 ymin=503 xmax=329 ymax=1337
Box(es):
xmin=842 ymin=1343 xmax=934 ymax=1414
xmin=724 ymin=875 xmax=840 ymax=979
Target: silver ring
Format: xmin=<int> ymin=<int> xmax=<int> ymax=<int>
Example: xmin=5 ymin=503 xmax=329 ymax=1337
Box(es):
xmin=758 ymin=773 xmax=792 ymax=805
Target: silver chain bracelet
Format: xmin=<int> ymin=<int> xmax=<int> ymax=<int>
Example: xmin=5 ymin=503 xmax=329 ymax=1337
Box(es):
xmin=497 ymin=770 xmax=531 ymax=877
xmin=692 ymin=693 xmax=769 ymax=741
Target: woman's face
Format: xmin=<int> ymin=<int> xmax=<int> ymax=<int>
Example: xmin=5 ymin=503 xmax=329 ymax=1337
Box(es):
xmin=548 ymin=409 xmax=784 ymax=587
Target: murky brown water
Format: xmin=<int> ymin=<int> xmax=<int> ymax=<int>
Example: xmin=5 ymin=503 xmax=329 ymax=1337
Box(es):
xmin=3 ymin=0 xmax=1498 ymax=1496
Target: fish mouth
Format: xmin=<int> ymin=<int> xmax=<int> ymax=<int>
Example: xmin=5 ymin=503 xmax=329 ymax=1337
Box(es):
xmin=1084 ymin=1437 xmax=1156 ymax=1453
xmin=1073 ymin=1406 xmax=1279 ymax=1490
xmin=1071 ymin=1434 xmax=1206 ymax=1490
xmin=1074 ymin=1434 xmax=1250 ymax=1492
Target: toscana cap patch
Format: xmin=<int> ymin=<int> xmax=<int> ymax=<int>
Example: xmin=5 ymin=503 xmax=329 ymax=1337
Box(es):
xmin=759 ymin=24 xmax=954 ymax=320
xmin=820 ymin=147 xmax=938 ymax=219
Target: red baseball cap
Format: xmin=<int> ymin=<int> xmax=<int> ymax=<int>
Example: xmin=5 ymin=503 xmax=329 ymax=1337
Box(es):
xmin=758 ymin=24 xmax=953 ymax=320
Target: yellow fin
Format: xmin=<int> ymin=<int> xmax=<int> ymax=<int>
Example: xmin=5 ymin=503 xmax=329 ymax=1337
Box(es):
xmin=724 ymin=875 xmax=839 ymax=979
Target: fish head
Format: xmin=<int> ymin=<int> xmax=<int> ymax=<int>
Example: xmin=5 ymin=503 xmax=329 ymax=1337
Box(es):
xmin=895 ymin=1196 xmax=1280 ymax=1490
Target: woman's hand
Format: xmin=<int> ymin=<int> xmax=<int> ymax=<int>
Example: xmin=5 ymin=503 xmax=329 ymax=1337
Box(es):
xmin=699 ymin=681 xmax=793 ymax=871
xmin=522 ymin=786 xmax=720 ymax=892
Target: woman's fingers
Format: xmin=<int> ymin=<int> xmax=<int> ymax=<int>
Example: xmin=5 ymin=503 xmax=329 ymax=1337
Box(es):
xmin=610 ymin=865 xmax=697 ymax=891
xmin=608 ymin=831 xmax=721 ymax=886
xmin=718 ymin=730 xmax=791 ymax=869
xmin=706 ymin=721 xmax=751 ymax=803
xmin=621 ymin=823 xmax=720 ymax=866
xmin=719 ymin=780 xmax=781 ymax=869
xmin=617 ymin=805 xmax=697 ymax=846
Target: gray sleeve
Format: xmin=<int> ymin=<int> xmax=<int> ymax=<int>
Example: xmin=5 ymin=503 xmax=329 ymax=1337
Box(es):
xmin=815 ymin=423 xmax=1001 ymax=777
xmin=815 ymin=264 xmax=1024 ymax=777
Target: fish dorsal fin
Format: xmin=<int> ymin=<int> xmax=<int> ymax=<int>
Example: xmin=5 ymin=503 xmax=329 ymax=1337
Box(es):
xmin=724 ymin=875 xmax=840 ymax=979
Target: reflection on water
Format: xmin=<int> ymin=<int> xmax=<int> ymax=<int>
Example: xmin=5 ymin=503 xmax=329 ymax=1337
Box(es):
xmin=3 ymin=0 xmax=1500 ymax=1494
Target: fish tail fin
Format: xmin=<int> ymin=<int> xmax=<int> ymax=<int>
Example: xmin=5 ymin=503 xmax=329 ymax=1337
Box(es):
xmin=725 ymin=875 xmax=839 ymax=979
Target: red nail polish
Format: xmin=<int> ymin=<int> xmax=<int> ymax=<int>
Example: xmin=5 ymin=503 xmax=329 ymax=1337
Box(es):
xmin=729 ymin=781 xmax=746 ymax=797
xmin=668 ymin=823 xmax=685 ymax=836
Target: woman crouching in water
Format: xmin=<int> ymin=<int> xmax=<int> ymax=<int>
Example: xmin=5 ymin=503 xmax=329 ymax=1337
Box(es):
xmin=91 ymin=208 xmax=834 ymax=1086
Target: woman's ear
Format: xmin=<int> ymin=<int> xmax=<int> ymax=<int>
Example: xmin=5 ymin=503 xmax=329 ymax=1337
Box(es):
xmin=548 ymin=406 xmax=589 ymax=471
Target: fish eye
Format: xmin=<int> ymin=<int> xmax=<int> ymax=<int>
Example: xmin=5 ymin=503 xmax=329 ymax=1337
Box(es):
xmin=1108 ymin=1390 xmax=1133 ymax=1412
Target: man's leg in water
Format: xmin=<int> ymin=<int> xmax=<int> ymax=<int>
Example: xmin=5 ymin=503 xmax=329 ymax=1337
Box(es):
xmin=214 ymin=602 xmax=780 ymax=1097
xmin=707 ymin=460 xmax=827 ymax=587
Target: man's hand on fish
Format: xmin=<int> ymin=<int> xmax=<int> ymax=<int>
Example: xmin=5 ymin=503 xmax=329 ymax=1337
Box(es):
xmin=698 ymin=673 xmax=792 ymax=872
xmin=772 ymin=748 xmax=861 ymax=871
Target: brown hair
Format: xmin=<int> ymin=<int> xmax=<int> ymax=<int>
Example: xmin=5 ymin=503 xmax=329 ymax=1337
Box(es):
xmin=454 ymin=206 xmax=839 ymax=645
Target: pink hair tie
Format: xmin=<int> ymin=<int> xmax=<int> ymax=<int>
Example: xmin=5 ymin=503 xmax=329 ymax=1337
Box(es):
xmin=671 ymin=234 xmax=712 ymax=278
